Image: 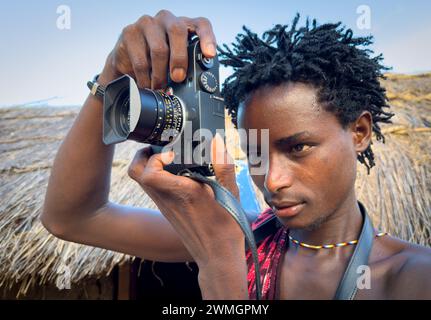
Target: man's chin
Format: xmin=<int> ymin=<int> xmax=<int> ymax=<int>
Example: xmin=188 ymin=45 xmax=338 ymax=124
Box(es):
xmin=277 ymin=213 xmax=328 ymax=232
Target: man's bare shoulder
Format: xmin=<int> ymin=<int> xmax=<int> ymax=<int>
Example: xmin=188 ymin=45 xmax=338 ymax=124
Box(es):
xmin=380 ymin=236 xmax=431 ymax=299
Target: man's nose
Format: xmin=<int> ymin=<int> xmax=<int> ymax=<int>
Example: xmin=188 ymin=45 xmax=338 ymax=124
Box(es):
xmin=264 ymin=158 xmax=294 ymax=194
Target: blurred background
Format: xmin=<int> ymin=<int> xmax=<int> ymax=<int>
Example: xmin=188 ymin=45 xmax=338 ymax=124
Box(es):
xmin=0 ymin=0 xmax=430 ymax=300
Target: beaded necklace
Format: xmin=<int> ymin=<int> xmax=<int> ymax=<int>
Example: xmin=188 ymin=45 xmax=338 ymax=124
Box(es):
xmin=288 ymin=232 xmax=388 ymax=250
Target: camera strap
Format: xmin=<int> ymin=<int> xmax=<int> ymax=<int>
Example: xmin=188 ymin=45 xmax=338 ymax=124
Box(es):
xmin=333 ymin=202 xmax=375 ymax=300
xmin=178 ymin=169 xmax=263 ymax=300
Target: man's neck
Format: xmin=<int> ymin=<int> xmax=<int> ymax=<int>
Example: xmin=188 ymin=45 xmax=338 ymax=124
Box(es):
xmin=288 ymin=192 xmax=364 ymax=251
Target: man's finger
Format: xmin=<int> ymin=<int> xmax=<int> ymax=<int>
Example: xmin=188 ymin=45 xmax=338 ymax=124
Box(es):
xmin=124 ymin=25 xmax=151 ymax=89
xmin=128 ymin=148 xmax=180 ymax=188
xmin=128 ymin=146 xmax=153 ymax=180
xmin=139 ymin=20 xmax=170 ymax=90
xmin=183 ymin=17 xmax=217 ymax=58
xmin=211 ymin=133 xmax=240 ymax=200
xmin=165 ymin=19 xmax=189 ymax=82
xmin=145 ymin=150 xmax=176 ymax=174
xmin=137 ymin=150 xmax=199 ymax=196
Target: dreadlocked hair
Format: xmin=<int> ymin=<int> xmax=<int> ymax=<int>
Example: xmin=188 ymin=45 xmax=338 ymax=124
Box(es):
xmin=217 ymin=13 xmax=394 ymax=172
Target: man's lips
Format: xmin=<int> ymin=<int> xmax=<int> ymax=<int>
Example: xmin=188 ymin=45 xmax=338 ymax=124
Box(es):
xmin=273 ymin=202 xmax=306 ymax=217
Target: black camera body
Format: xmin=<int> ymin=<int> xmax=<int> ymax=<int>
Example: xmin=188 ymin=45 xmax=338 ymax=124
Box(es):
xmin=102 ymin=36 xmax=225 ymax=176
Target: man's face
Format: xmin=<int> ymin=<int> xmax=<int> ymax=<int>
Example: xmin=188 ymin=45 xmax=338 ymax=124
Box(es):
xmin=237 ymin=82 xmax=359 ymax=230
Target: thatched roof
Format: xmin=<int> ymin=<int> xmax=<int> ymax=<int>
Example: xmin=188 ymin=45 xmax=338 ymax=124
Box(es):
xmin=0 ymin=73 xmax=430 ymax=297
xmin=0 ymin=108 xmax=157 ymax=297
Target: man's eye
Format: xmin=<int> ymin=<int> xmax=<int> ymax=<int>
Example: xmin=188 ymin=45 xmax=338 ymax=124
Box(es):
xmin=291 ymin=144 xmax=311 ymax=153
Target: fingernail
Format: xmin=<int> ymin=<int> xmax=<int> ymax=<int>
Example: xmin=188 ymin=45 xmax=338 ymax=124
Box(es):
xmin=172 ymin=68 xmax=185 ymax=82
xmin=206 ymin=43 xmax=216 ymax=56
xmin=161 ymin=150 xmax=175 ymax=164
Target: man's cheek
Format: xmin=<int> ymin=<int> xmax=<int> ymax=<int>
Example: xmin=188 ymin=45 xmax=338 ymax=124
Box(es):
xmin=310 ymin=149 xmax=348 ymax=202
xmin=321 ymin=149 xmax=356 ymax=203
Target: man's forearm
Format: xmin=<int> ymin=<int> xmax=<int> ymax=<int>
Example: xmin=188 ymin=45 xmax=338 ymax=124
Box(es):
xmin=43 ymin=64 xmax=119 ymax=223
xmin=198 ymin=249 xmax=249 ymax=300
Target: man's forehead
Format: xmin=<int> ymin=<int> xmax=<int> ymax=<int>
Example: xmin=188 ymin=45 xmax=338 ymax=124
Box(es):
xmin=237 ymin=82 xmax=322 ymax=129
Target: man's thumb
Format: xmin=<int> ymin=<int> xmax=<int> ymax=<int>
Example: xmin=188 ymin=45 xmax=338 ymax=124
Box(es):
xmin=211 ymin=133 xmax=240 ymax=201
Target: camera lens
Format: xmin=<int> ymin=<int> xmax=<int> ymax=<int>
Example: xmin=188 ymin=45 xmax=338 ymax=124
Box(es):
xmin=119 ymin=97 xmax=130 ymax=134
xmin=103 ymin=75 xmax=185 ymax=147
xmin=107 ymin=87 xmax=184 ymax=146
xmin=110 ymin=88 xmax=130 ymax=137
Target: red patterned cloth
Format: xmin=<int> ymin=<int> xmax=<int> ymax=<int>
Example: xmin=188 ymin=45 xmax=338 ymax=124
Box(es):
xmin=246 ymin=208 xmax=288 ymax=300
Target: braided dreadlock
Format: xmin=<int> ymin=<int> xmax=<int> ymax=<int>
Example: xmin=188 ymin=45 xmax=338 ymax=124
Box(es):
xmin=217 ymin=14 xmax=394 ymax=172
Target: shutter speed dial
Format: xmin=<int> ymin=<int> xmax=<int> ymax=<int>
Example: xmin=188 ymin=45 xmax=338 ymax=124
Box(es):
xmin=199 ymin=71 xmax=218 ymax=93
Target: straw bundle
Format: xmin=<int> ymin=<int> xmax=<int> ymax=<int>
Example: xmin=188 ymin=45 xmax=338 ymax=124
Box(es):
xmin=0 ymin=107 xmax=158 ymax=297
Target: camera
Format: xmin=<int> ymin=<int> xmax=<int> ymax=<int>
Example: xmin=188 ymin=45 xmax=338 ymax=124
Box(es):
xmin=102 ymin=36 xmax=225 ymax=176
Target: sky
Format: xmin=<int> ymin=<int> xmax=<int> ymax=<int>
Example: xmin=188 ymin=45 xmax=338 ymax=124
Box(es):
xmin=1 ymin=0 xmax=430 ymax=107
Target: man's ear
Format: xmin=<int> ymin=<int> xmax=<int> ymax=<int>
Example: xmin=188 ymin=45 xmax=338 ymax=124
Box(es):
xmin=350 ymin=111 xmax=373 ymax=153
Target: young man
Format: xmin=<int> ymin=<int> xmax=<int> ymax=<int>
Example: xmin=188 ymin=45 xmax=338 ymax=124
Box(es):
xmin=42 ymin=10 xmax=431 ymax=299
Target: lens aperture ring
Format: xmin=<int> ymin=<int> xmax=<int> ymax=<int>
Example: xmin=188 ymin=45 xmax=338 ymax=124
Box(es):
xmin=158 ymin=91 xmax=184 ymax=145
xmin=141 ymin=89 xmax=185 ymax=146
xmin=170 ymin=95 xmax=184 ymax=137
xmin=146 ymin=91 xmax=166 ymax=144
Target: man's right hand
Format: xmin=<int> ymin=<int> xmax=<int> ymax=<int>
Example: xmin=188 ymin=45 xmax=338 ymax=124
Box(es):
xmin=99 ymin=10 xmax=217 ymax=89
